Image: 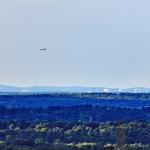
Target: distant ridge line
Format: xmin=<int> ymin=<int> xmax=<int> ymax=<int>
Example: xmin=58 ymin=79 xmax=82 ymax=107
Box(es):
xmin=0 ymin=85 xmax=150 ymax=93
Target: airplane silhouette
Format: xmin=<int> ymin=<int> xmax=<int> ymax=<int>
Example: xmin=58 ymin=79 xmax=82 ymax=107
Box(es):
xmin=40 ymin=48 xmax=47 ymax=51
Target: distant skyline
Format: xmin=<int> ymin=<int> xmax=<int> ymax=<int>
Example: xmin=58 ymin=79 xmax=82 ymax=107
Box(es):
xmin=0 ymin=0 xmax=150 ymax=88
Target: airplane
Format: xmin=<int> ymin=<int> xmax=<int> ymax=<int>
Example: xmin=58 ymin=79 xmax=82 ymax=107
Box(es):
xmin=40 ymin=48 xmax=47 ymax=51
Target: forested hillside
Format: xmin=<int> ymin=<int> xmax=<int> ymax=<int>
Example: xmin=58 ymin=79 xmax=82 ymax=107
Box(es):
xmin=0 ymin=121 xmax=149 ymax=150
xmin=0 ymin=94 xmax=149 ymax=150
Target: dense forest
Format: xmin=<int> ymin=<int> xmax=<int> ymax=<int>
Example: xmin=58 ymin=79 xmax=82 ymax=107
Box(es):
xmin=0 ymin=105 xmax=150 ymax=122
xmin=0 ymin=94 xmax=149 ymax=149
xmin=1 ymin=93 xmax=150 ymax=108
xmin=0 ymin=121 xmax=149 ymax=150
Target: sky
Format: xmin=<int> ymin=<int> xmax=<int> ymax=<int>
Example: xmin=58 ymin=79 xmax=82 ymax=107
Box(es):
xmin=0 ymin=0 xmax=150 ymax=88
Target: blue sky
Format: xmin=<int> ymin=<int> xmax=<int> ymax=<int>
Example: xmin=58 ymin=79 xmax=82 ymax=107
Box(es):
xmin=0 ymin=0 xmax=150 ymax=87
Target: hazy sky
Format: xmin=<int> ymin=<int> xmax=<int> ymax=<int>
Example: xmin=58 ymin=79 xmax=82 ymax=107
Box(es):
xmin=0 ymin=0 xmax=150 ymax=87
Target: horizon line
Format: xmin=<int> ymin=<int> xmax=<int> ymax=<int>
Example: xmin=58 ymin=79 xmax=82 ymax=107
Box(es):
xmin=0 ymin=84 xmax=150 ymax=89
